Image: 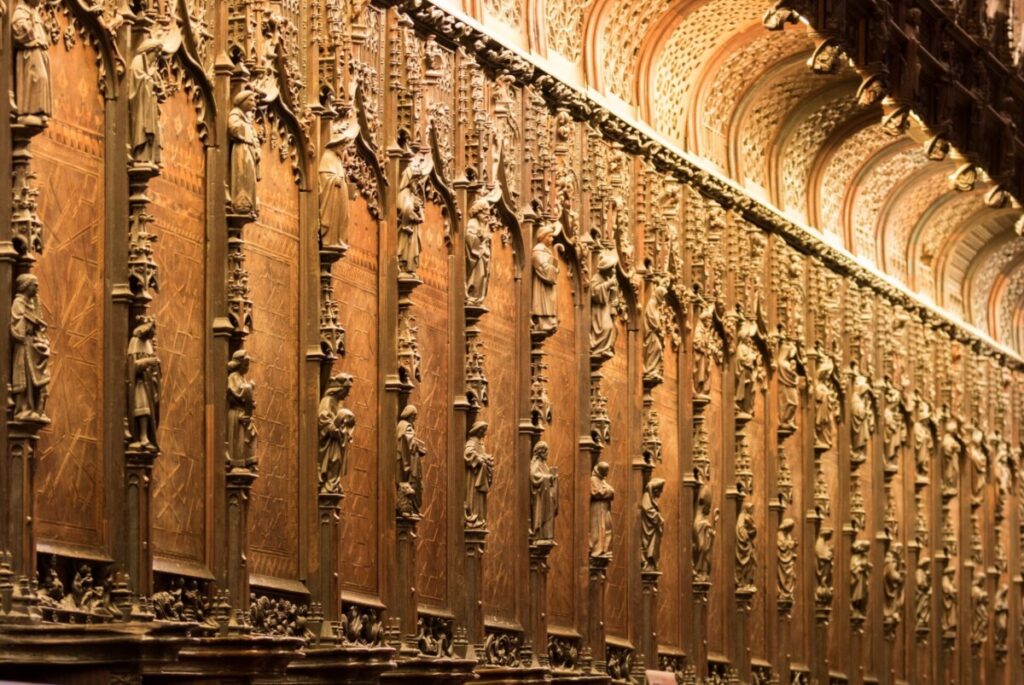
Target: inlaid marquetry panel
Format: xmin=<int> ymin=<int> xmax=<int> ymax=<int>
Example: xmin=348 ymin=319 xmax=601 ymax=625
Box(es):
xmin=413 ymin=202 xmax=451 ymax=609
xmin=248 ymin=149 xmax=301 ymax=582
xmin=149 ymin=90 xmax=208 ymax=566
xmin=339 ymin=198 xmax=381 ymax=596
xmin=33 ymin=31 xmax=105 ymax=552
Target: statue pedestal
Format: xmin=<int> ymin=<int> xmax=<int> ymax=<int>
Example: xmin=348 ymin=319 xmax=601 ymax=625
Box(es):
xmin=225 ymin=467 xmax=257 ymax=632
xmin=464 ymin=526 xmax=488 ymax=646
xmin=395 ymin=514 xmax=420 ymax=655
xmin=587 ymin=555 xmax=610 ymax=673
xmin=639 ymin=570 xmax=661 ymax=671
xmin=528 ymin=540 xmax=555 ymax=667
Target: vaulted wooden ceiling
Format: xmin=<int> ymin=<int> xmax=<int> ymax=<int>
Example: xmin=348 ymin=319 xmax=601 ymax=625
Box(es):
xmin=439 ymin=0 xmax=1024 ymax=350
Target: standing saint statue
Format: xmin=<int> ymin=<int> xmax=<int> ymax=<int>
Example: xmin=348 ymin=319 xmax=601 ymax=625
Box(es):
xmin=318 ymin=373 xmax=355 ymax=496
xmin=397 ymin=405 xmax=427 ymax=517
xmin=589 ymin=250 xmax=618 ymax=360
xmin=813 ymin=341 xmax=840 ymax=450
xmin=915 ymin=556 xmax=931 ymax=633
xmin=850 ymin=539 xmax=872 ymax=622
xmin=911 ymin=391 xmax=934 ymax=479
xmin=128 ymin=38 xmax=164 ymax=166
xmin=228 ymin=90 xmax=261 ymax=216
xmin=10 ymin=273 xmax=50 ymax=420
xmin=693 ymin=484 xmax=719 ymax=583
xmin=464 ymin=420 xmax=494 ymax=528
xmin=226 ymin=349 xmax=257 ymax=470
xmin=691 ymin=287 xmax=719 ymax=398
xmin=465 ymin=191 xmax=498 ymax=306
xmin=940 ymin=418 xmax=961 ymax=497
xmin=589 ymin=461 xmax=614 ymax=559
xmin=882 ymin=380 xmax=907 ymax=473
xmin=849 ymin=362 xmax=876 ymax=464
xmin=12 ymin=0 xmax=51 ymax=125
xmin=318 ymin=120 xmax=358 ymax=253
xmin=941 ymin=565 xmax=957 ymax=638
xmin=530 ymin=441 xmax=558 ymax=541
xmin=882 ymin=542 xmax=905 ymax=632
xmin=966 ymin=423 xmax=988 ymax=506
xmin=776 ymin=330 xmax=803 ymax=431
xmin=777 ymin=517 xmax=797 ymax=603
xmin=126 ymin=319 xmax=161 ymax=451
xmin=396 ymin=153 xmax=432 ymax=277
xmin=734 ymin=316 xmax=760 ymax=418
xmin=640 ymin=478 xmax=666 ymax=571
xmin=642 ymin=285 xmax=666 ymax=383
xmin=815 ymin=526 xmax=835 ymax=605
xmin=735 ymin=501 xmax=757 ymax=591
xmin=531 ymin=224 xmax=559 ymax=334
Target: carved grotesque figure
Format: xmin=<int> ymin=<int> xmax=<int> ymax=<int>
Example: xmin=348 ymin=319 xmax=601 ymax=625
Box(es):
xmin=776 ymin=331 xmax=803 ymax=431
xmin=226 ymin=349 xmax=257 ymax=470
xmin=529 ymin=441 xmax=558 ymax=541
xmin=465 ymin=194 xmax=496 ymax=306
xmin=589 ymin=461 xmax=614 ymax=559
xmin=849 ymin=362 xmax=876 ymax=465
xmin=589 ymin=250 xmax=618 ymax=360
xmin=882 ymin=542 xmax=905 ymax=634
xmin=815 ymin=526 xmax=835 ymax=605
xmin=10 ymin=273 xmax=50 ymax=421
xmin=850 ymin=539 xmax=872 ymax=624
xmin=127 ymin=319 xmax=161 ymax=450
xmin=640 ymin=478 xmax=666 ymax=571
xmin=228 ymin=90 xmax=261 ymax=215
xmin=464 ymin=420 xmax=494 ymax=528
xmin=12 ymin=0 xmax=51 ymax=125
xmin=128 ymin=38 xmax=164 ymax=166
xmin=776 ymin=517 xmax=797 ymax=603
xmin=915 ymin=556 xmax=931 ymax=634
xmin=692 ymin=484 xmax=719 ymax=583
xmin=530 ymin=224 xmax=559 ymax=334
xmin=396 ymin=405 xmax=427 ymax=517
xmin=396 ymin=153 xmax=432 ymax=276
xmin=318 ymin=121 xmax=358 ymax=253
xmin=318 ymin=373 xmax=355 ymax=496
xmin=642 ymin=284 xmax=667 ymax=383
xmin=735 ymin=501 xmax=757 ymax=592
xmin=941 ymin=565 xmax=957 ymax=638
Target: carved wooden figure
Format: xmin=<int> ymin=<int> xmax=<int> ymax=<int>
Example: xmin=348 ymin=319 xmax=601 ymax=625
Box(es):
xmin=397 ymin=405 xmax=427 ymax=518
xmin=642 ymin=284 xmax=667 ymax=383
xmin=815 ymin=526 xmax=835 ymax=605
xmin=396 ymin=153 xmax=432 ymax=277
xmin=228 ymin=90 xmax=261 ymax=216
xmin=813 ymin=341 xmax=840 ymax=450
xmin=966 ymin=422 xmax=988 ymax=505
xmin=849 ymin=362 xmax=876 ymax=464
xmin=530 ymin=224 xmax=559 ymax=335
xmin=970 ymin=575 xmax=988 ymax=649
xmin=318 ymin=373 xmax=355 ymax=496
xmin=226 ymin=349 xmax=258 ymax=470
xmin=465 ymin=193 xmax=498 ymax=306
xmin=464 ymin=420 xmax=494 ymax=528
xmin=318 ymin=121 xmax=358 ymax=253
xmin=693 ymin=484 xmax=719 ymax=582
xmin=776 ymin=517 xmax=796 ymax=603
xmin=589 ymin=461 xmax=614 ymax=559
xmin=589 ymin=250 xmax=618 ymax=361
xmin=692 ymin=288 xmax=718 ymax=398
xmin=911 ymin=390 xmax=934 ymax=480
xmin=640 ymin=478 xmax=666 ymax=571
xmin=11 ymin=0 xmax=51 ymax=125
xmin=530 ymin=441 xmax=558 ymax=541
xmin=882 ymin=380 xmax=907 ymax=473
xmin=128 ymin=38 xmax=164 ymax=166
xmin=126 ymin=319 xmax=161 ymax=451
xmin=850 ymin=539 xmax=872 ymax=625
xmin=733 ymin=315 xmax=760 ymax=419
xmin=882 ymin=542 xmax=905 ymax=635
xmin=941 ymin=565 xmax=958 ymax=638
xmin=915 ymin=555 xmax=931 ymax=634
xmin=735 ymin=501 xmax=757 ymax=592
xmin=10 ymin=273 xmax=50 ymax=421
xmin=940 ymin=417 xmax=962 ymax=497
xmin=776 ymin=332 xmax=803 ymax=431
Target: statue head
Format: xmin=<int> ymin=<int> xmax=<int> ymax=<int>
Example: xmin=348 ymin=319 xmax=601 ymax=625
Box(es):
xmin=780 ymin=517 xmax=795 ymax=532
xmin=137 ymin=37 xmax=163 ymax=56
xmin=596 ymin=250 xmax=617 ymax=273
xmin=15 ymin=273 xmax=38 ymax=296
xmin=228 ymin=349 xmax=250 ymax=373
xmin=919 ymin=556 xmax=931 ymax=569
xmin=593 ymin=461 xmax=609 ymax=479
xmin=132 ymin=318 xmax=157 ymax=339
xmin=532 ymin=441 xmax=549 ymax=460
xmin=326 ymin=373 xmax=354 ymax=398
xmin=469 ymin=420 xmax=488 ymax=438
xmin=399 ymin=405 xmax=418 ymax=423
xmin=648 ymin=477 xmax=665 ymax=498
xmin=535 ymin=223 xmax=558 ymax=246
xmin=233 ymin=89 xmax=258 ymax=112
xmin=820 ymin=526 xmax=833 ymax=541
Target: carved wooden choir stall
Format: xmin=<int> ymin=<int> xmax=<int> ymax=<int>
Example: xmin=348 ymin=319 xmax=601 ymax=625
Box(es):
xmin=2 ymin=1 xmax=1024 ymax=684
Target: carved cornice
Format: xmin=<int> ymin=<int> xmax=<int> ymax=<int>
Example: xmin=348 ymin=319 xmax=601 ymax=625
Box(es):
xmin=376 ymin=0 xmax=1024 ymax=369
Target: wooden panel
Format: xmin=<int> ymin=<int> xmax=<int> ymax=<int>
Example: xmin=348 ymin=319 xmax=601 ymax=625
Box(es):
xmin=413 ymin=203 xmax=450 ymax=608
xmin=481 ymin=238 xmax=520 ymax=624
xmin=656 ymin=346 xmax=681 ymax=648
xmin=339 ymin=198 xmax=380 ymax=595
xmin=707 ymin=369 xmax=726 ymax=655
xmin=33 ymin=32 xmax=105 ymax=551
xmin=604 ymin=328 xmax=630 ymax=637
xmin=546 ymin=263 xmax=578 ymax=628
xmin=148 ymin=90 xmax=207 ymax=565
xmin=748 ymin=391 xmax=768 ymax=659
xmin=248 ymin=151 xmax=301 ymax=581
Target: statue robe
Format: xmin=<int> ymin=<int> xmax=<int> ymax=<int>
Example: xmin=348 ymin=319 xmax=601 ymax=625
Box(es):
xmin=318 ymin=147 xmax=349 ymax=250
xmin=127 ymin=333 xmax=159 ymax=444
xmin=530 ymin=456 xmax=557 ymax=539
xmin=12 ymin=4 xmax=51 ymax=118
xmin=128 ymin=52 xmax=161 ymax=164
xmin=465 ymin=217 xmax=491 ymax=304
xmin=531 ymin=242 xmax=558 ymax=326
xmin=10 ymin=293 xmax=50 ymax=410
xmin=228 ymin=107 xmax=261 ymax=214
xmin=589 ymin=473 xmax=613 ymax=557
